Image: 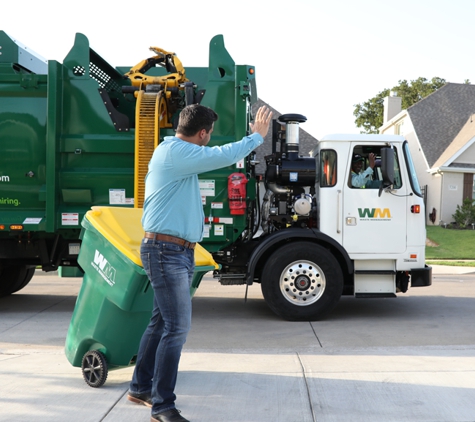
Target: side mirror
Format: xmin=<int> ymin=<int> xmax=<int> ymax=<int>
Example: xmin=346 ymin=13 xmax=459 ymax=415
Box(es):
xmin=381 ymin=147 xmax=394 ymax=184
xmin=379 ymin=147 xmax=394 ymax=197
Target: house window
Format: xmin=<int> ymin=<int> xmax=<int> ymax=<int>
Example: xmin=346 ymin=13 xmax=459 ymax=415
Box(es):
xmin=395 ymin=121 xmax=404 ymax=135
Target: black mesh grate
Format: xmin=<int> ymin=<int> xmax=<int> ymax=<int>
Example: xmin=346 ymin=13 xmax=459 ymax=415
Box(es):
xmin=73 ymin=65 xmax=86 ymax=76
xmin=89 ymin=62 xmax=121 ymax=93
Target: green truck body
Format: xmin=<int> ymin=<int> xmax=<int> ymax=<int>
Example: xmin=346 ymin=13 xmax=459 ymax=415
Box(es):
xmin=0 ymin=31 xmax=255 ymax=296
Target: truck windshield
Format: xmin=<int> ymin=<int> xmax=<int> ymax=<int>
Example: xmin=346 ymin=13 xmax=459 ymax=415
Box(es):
xmin=403 ymin=141 xmax=422 ymax=197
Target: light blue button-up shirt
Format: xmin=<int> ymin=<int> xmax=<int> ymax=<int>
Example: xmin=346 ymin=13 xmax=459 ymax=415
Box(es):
xmin=351 ymin=167 xmax=374 ymax=188
xmin=142 ymin=133 xmax=264 ymax=242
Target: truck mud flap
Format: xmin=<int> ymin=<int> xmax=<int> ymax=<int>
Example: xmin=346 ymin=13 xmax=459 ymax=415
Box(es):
xmin=411 ymin=265 xmax=432 ymax=287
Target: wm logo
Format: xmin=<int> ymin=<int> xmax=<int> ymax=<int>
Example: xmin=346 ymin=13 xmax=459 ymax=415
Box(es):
xmin=93 ymin=250 xmax=116 ymax=285
xmin=94 ymin=250 xmax=108 ymax=270
xmin=358 ymin=208 xmax=391 ymax=218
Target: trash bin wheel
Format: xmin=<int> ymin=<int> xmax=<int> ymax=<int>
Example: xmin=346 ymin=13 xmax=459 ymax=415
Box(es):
xmin=81 ymin=350 xmax=108 ymax=388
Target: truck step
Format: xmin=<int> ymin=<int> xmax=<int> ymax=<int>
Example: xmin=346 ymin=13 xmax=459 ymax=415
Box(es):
xmin=354 ymin=270 xmax=396 ymax=275
xmin=355 ymin=293 xmax=397 ymax=298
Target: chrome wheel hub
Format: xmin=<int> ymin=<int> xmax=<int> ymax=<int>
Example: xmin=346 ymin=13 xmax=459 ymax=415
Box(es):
xmin=279 ymin=260 xmax=325 ymax=306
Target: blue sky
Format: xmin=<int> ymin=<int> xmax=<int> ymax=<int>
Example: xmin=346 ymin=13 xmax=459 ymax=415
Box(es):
xmin=2 ymin=0 xmax=473 ymax=139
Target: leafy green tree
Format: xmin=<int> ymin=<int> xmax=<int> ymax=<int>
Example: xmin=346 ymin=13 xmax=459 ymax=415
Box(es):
xmin=354 ymin=77 xmax=447 ymax=134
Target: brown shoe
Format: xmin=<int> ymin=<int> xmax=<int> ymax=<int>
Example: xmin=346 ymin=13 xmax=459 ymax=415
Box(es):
xmin=127 ymin=391 xmax=152 ymax=408
xmin=151 ymin=408 xmax=189 ymax=422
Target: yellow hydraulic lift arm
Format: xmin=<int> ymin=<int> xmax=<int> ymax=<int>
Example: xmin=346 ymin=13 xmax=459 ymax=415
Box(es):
xmin=125 ymin=47 xmax=187 ymax=89
xmin=124 ymin=47 xmax=191 ymax=208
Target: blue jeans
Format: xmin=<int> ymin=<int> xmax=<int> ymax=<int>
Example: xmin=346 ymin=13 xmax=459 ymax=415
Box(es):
xmin=130 ymin=238 xmax=195 ymax=414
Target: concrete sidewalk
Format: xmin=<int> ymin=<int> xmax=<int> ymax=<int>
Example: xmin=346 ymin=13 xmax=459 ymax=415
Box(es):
xmin=429 ymin=264 xmax=475 ymax=275
xmin=1 ymin=268 xmax=475 ymax=421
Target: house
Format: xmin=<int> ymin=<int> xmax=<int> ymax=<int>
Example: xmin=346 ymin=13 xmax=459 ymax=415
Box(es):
xmin=251 ymin=99 xmax=318 ymax=176
xmin=379 ymin=83 xmax=475 ymax=225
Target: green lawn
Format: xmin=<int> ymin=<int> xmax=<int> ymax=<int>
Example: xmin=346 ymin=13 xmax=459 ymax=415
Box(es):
xmin=426 ymin=225 xmax=475 ymax=260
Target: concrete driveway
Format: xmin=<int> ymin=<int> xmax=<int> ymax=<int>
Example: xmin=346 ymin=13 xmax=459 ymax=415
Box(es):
xmin=0 ymin=267 xmax=474 ymax=421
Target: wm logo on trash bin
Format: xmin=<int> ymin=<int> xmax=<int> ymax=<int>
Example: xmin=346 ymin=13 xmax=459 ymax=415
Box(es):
xmin=91 ymin=250 xmax=116 ymax=286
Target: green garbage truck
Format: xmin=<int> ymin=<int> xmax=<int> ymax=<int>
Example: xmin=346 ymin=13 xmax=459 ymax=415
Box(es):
xmin=0 ymin=30 xmax=253 ymax=295
xmin=0 ymin=31 xmax=431 ymax=320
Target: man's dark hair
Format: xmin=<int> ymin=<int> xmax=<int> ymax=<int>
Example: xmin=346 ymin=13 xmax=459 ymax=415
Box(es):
xmin=176 ymin=104 xmax=218 ymax=137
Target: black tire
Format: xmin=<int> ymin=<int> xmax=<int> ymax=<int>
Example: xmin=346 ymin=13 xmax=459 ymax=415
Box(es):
xmin=261 ymin=242 xmax=343 ymax=321
xmin=0 ymin=265 xmax=36 ymax=297
xmin=81 ymin=350 xmax=108 ymax=388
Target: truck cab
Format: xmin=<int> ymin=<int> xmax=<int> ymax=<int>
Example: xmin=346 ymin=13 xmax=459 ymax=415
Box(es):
xmin=315 ymin=134 xmax=430 ymax=297
xmin=215 ymin=118 xmax=432 ymax=321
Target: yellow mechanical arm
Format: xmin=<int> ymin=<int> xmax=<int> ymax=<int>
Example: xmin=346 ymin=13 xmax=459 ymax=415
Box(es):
xmin=127 ymin=45 xmax=194 ymax=208
xmin=125 ymin=47 xmax=187 ymax=89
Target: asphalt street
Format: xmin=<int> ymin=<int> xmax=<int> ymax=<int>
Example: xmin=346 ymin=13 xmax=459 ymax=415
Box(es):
xmin=1 ymin=266 xmax=475 ymax=421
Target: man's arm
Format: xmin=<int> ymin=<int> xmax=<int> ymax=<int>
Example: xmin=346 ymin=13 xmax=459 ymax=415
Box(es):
xmin=351 ymin=168 xmax=374 ymax=188
xmin=188 ymin=133 xmax=265 ymax=174
xmin=174 ymin=106 xmax=273 ymax=176
xmin=351 ymin=153 xmax=376 ymax=188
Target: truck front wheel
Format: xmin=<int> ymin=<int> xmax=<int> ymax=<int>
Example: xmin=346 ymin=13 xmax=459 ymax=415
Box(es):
xmin=261 ymin=242 xmax=343 ymax=321
xmin=0 ymin=265 xmax=36 ymax=297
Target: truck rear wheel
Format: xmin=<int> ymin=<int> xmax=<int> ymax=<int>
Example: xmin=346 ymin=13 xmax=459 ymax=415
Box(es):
xmin=261 ymin=242 xmax=343 ymax=321
xmin=0 ymin=265 xmax=36 ymax=297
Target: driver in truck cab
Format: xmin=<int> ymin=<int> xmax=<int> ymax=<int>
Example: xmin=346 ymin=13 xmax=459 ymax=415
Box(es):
xmin=351 ymin=153 xmax=381 ymax=189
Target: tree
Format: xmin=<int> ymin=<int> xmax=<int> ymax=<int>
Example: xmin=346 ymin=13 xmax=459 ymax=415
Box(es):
xmin=354 ymin=77 xmax=447 ymax=134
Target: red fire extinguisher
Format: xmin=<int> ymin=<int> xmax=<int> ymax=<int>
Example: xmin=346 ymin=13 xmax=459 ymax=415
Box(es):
xmin=228 ymin=172 xmax=248 ymax=215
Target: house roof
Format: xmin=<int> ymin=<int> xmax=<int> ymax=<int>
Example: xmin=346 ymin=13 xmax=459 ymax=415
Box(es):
xmin=251 ymin=99 xmax=318 ymax=175
xmin=432 ymin=115 xmax=475 ymax=170
xmin=407 ymin=83 xmax=475 ymax=168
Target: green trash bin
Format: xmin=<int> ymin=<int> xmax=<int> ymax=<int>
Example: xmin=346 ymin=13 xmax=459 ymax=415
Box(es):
xmin=65 ymin=206 xmax=218 ymax=388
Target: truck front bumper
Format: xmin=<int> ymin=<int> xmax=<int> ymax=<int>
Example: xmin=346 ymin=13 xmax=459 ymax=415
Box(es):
xmin=410 ymin=265 xmax=432 ymax=287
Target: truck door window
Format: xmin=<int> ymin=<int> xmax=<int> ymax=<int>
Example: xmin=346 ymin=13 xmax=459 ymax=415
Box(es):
xmin=320 ymin=150 xmax=337 ymax=187
xmin=349 ymin=147 xmax=402 ymax=189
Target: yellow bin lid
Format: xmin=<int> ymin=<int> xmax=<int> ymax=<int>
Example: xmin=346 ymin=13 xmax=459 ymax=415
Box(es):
xmin=84 ymin=206 xmax=219 ymax=269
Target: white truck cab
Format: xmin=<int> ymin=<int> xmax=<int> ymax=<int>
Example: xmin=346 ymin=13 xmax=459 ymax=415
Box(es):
xmin=214 ymin=115 xmax=432 ymax=321
xmin=315 ymin=134 xmax=430 ymax=297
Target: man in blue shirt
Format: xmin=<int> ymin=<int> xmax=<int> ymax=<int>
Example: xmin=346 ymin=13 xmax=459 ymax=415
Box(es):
xmin=351 ymin=153 xmax=381 ymax=189
xmin=128 ymin=104 xmax=272 ymax=422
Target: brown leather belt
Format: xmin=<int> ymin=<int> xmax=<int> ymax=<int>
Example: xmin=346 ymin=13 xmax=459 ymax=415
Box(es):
xmin=144 ymin=232 xmax=196 ymax=250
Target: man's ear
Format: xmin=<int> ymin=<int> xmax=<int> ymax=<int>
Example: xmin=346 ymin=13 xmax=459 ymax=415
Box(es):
xmin=198 ymin=129 xmax=207 ymax=139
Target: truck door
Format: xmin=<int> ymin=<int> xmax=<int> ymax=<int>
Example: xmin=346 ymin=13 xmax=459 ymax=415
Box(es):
xmin=342 ymin=145 xmax=407 ymax=254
